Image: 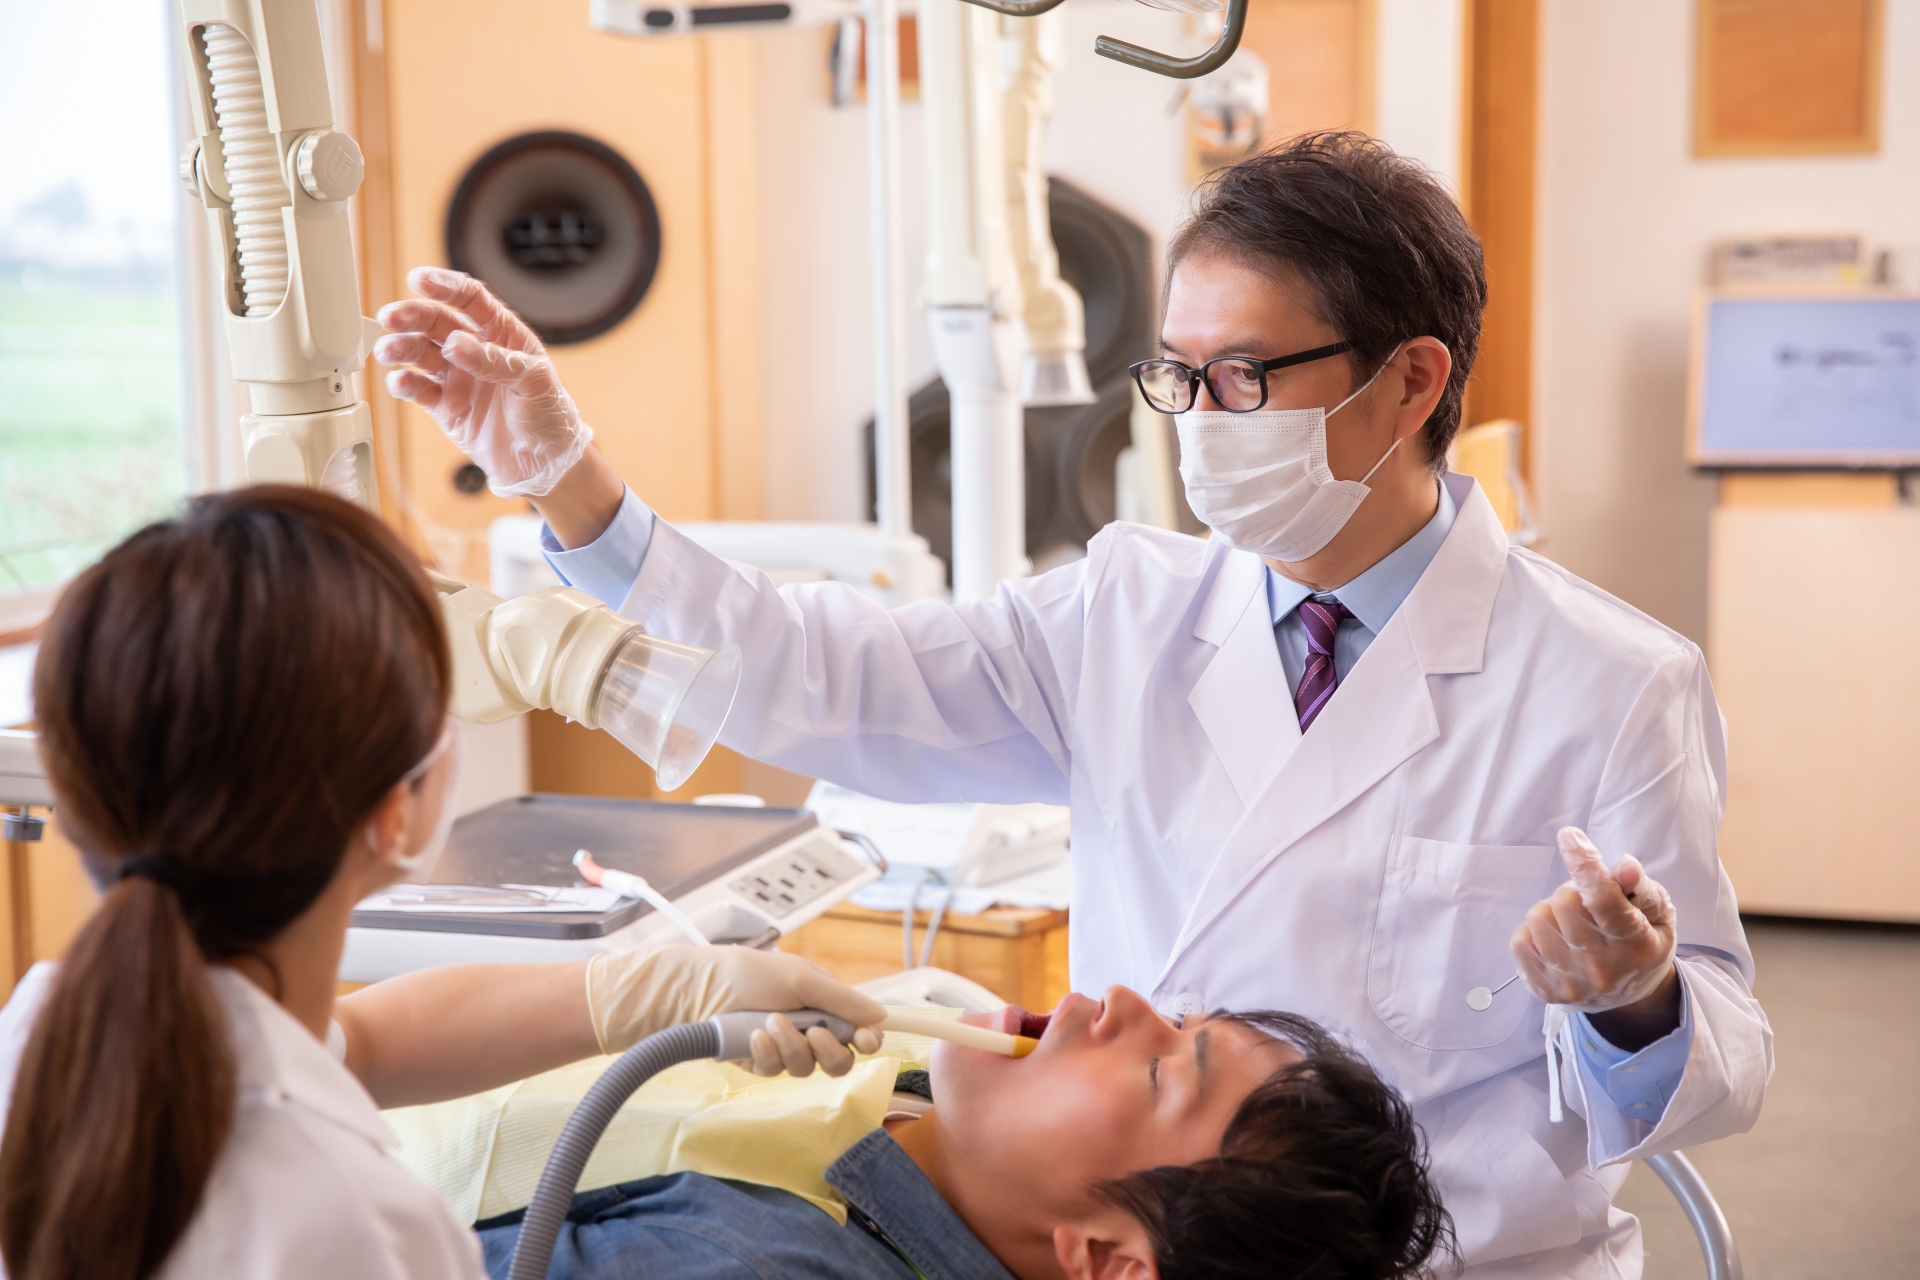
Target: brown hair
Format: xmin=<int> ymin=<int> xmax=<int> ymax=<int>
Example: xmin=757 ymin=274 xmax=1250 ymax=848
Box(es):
xmin=0 ymin=486 xmax=450 ymax=1280
xmin=1168 ymin=131 xmax=1488 ymax=470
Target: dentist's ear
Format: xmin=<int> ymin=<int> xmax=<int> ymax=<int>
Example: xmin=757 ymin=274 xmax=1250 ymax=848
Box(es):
xmin=1052 ymin=1207 xmax=1160 ymax=1280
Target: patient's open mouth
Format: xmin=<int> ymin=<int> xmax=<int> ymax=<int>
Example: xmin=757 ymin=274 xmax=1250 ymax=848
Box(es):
xmin=991 ymin=1004 xmax=1053 ymax=1044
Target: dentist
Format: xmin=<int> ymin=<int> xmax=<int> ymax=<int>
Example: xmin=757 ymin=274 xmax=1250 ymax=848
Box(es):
xmin=378 ymin=132 xmax=1770 ymax=1276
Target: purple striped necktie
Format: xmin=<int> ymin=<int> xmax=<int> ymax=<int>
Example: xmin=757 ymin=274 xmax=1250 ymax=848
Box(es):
xmin=1293 ymin=597 xmax=1353 ymax=732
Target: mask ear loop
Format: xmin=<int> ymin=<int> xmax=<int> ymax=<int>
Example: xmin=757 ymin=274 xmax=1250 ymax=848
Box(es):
xmin=365 ymin=718 xmax=458 ymax=863
xmin=1329 ymin=342 xmax=1409 ymax=485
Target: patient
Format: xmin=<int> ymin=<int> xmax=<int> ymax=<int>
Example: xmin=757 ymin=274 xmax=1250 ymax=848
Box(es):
xmin=475 ymin=987 xmax=1452 ymax=1280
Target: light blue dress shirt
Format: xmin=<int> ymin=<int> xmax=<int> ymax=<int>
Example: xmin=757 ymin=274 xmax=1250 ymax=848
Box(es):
xmin=540 ymin=485 xmax=656 ymax=609
xmin=542 ymin=482 xmax=1692 ymax=1120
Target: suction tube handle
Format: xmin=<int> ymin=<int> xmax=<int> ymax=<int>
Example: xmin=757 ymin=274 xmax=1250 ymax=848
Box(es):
xmin=709 ymin=1008 xmax=857 ymax=1062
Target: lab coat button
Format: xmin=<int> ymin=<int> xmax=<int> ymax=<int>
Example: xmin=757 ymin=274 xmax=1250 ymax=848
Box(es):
xmin=1174 ymin=993 xmax=1206 ymax=1017
xmin=1633 ymin=1101 xmax=1649 ymax=1109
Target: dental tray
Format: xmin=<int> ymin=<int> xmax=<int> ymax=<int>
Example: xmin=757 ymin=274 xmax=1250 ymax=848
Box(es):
xmin=349 ymin=794 xmax=819 ymax=940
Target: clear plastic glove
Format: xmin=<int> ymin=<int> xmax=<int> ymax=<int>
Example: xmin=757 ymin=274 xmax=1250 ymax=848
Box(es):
xmin=585 ymin=945 xmax=886 ymax=1078
xmin=374 ymin=266 xmax=591 ymax=498
xmin=1512 ymin=827 xmax=1678 ymax=1014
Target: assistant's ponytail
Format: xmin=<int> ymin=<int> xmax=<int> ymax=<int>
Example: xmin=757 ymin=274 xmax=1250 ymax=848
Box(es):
xmin=0 ymin=878 xmax=235 ymax=1279
xmin=0 ymin=486 xmax=450 ymax=1279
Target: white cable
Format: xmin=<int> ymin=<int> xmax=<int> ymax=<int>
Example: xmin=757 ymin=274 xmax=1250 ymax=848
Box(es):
xmin=202 ymin=24 xmax=292 ymax=317
xmin=573 ymin=850 xmax=710 ymax=946
xmin=918 ymin=879 xmax=957 ymax=970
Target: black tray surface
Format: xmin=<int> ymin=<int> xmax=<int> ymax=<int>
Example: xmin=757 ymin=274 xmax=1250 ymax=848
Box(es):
xmin=350 ymin=794 xmax=817 ymax=939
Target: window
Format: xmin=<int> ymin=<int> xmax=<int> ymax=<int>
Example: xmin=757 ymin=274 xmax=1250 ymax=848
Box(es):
xmin=0 ymin=0 xmax=191 ymax=600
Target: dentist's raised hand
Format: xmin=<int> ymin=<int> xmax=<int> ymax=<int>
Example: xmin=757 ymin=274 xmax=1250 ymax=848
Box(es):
xmin=374 ymin=266 xmax=590 ymax=498
xmin=1513 ymin=827 xmax=1681 ymax=1048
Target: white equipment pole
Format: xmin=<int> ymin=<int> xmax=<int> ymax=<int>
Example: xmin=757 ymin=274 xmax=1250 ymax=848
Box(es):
xmin=864 ymin=0 xmax=912 ymax=539
xmin=920 ymin=0 xmax=1028 ymax=602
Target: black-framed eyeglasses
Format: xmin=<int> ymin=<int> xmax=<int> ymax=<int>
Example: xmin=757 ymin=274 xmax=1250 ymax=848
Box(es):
xmin=1128 ymin=341 xmax=1353 ymax=414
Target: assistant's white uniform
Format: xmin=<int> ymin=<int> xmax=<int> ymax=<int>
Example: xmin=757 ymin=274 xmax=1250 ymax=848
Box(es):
xmin=618 ymin=473 xmax=1770 ymax=1275
xmin=0 ymin=963 xmax=486 ymax=1280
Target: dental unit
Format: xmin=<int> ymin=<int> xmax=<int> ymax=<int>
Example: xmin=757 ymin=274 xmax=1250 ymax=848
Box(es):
xmin=170 ymin=0 xmax=740 ymax=793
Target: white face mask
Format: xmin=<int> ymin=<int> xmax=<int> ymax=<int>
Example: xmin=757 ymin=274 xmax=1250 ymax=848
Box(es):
xmin=1176 ymin=348 xmax=1402 ymax=562
xmin=375 ymin=720 xmax=460 ymax=881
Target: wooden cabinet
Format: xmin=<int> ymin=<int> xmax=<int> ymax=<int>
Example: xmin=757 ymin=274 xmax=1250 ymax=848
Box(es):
xmin=1708 ymin=489 xmax=1920 ymax=921
xmin=2 ymin=812 xmax=100 ymax=991
xmin=781 ymin=904 xmax=1070 ymax=1011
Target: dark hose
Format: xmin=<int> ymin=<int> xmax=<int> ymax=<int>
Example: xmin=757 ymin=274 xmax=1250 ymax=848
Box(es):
xmin=506 ymin=1022 xmax=721 ymax=1280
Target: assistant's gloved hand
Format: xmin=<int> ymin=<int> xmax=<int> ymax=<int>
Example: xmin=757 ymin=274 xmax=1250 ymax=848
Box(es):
xmin=374 ymin=266 xmax=590 ymax=498
xmin=1512 ymin=827 xmax=1678 ymax=1014
xmin=586 ymin=945 xmax=886 ymax=1078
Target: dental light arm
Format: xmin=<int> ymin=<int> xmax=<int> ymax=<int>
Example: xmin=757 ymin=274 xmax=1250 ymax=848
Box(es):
xmin=1001 ymin=12 xmax=1093 ymax=407
xmin=175 ymin=0 xmax=740 ymax=790
xmin=177 ymin=0 xmax=378 ymax=503
xmin=959 ymin=0 xmax=1252 ymax=80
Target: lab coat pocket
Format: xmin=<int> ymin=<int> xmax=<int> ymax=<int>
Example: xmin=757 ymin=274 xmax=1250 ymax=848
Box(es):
xmin=1368 ymin=836 xmax=1554 ymax=1052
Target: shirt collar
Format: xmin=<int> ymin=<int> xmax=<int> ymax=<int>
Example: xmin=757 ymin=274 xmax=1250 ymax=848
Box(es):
xmin=1267 ymin=479 xmax=1458 ymax=634
xmin=209 ymin=966 xmax=397 ymax=1150
xmin=824 ymin=1130 xmax=1018 ymax=1280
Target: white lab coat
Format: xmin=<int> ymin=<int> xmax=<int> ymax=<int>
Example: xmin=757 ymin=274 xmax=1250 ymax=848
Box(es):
xmin=619 ymin=473 xmax=1771 ymax=1276
xmin=0 ymin=963 xmax=487 ymax=1280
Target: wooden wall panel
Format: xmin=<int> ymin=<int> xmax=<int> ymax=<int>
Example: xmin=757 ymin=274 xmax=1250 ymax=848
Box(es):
xmin=1462 ymin=0 xmax=1538 ymax=472
xmin=1695 ymin=0 xmax=1881 ymax=157
xmin=1243 ymin=0 xmax=1374 ymax=141
xmin=4 ymin=814 xmax=100 ymax=990
xmin=354 ymin=1 xmax=756 ymax=580
xmin=352 ymin=5 xmax=766 ymax=796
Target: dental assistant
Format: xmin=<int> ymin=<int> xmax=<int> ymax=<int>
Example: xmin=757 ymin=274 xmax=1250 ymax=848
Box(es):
xmin=379 ymin=132 xmax=1771 ymax=1277
xmin=0 ymin=489 xmax=883 ymax=1280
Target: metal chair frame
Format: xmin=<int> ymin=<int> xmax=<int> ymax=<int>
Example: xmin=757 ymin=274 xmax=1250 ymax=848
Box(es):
xmin=1644 ymin=1151 xmax=1744 ymax=1280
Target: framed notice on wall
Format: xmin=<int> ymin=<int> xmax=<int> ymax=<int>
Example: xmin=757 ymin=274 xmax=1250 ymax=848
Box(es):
xmin=1689 ymin=292 xmax=1920 ymax=467
xmin=1695 ymin=0 xmax=1882 ymax=157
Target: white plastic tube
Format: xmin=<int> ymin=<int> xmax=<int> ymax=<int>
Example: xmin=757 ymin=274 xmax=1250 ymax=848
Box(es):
xmin=201 ymin=23 xmax=292 ymax=317
xmin=573 ymin=850 xmax=711 ymax=946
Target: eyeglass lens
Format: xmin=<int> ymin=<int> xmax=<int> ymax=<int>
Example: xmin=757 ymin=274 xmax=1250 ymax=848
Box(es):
xmin=1133 ymin=361 xmax=1192 ymax=413
xmin=1134 ymin=358 xmax=1271 ymax=413
xmin=1206 ymin=358 xmax=1267 ymax=411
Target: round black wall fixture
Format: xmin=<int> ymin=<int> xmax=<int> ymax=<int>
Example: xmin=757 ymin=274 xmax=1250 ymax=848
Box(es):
xmin=445 ymin=131 xmax=661 ymax=345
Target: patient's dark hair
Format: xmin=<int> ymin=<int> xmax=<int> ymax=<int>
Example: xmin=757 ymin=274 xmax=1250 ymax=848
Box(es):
xmin=1098 ymin=1011 xmax=1454 ymax=1280
xmin=1168 ymin=131 xmax=1486 ymax=471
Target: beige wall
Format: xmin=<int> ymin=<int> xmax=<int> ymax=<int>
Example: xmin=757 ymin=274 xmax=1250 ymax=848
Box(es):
xmin=1534 ymin=0 xmax=1920 ymax=645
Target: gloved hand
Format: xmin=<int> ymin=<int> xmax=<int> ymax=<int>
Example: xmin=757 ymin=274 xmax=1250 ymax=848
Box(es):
xmin=1512 ymin=827 xmax=1678 ymax=1014
xmin=586 ymin=945 xmax=886 ymax=1078
xmin=374 ymin=266 xmax=591 ymax=498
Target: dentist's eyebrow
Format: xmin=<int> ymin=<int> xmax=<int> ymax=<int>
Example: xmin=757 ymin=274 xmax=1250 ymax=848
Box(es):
xmin=1195 ymin=1028 xmax=1212 ymax=1097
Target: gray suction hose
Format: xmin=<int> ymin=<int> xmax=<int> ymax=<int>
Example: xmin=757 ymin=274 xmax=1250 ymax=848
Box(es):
xmin=507 ymin=1009 xmax=856 ymax=1280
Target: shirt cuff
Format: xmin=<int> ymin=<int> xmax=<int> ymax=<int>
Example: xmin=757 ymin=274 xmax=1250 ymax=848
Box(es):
xmin=540 ymin=486 xmax=656 ymax=610
xmin=1572 ymin=984 xmax=1693 ymax=1121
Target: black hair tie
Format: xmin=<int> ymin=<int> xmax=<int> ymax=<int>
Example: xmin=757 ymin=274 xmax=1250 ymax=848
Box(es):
xmin=118 ymin=856 xmax=192 ymax=897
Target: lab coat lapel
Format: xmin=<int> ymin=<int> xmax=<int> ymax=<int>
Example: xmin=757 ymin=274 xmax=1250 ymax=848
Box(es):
xmin=1158 ymin=476 xmax=1509 ymax=978
xmin=1185 ymin=547 xmax=1302 ymax=807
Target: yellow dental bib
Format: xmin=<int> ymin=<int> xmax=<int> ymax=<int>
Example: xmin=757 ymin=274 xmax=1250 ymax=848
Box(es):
xmin=383 ymin=1016 xmax=950 ymax=1226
